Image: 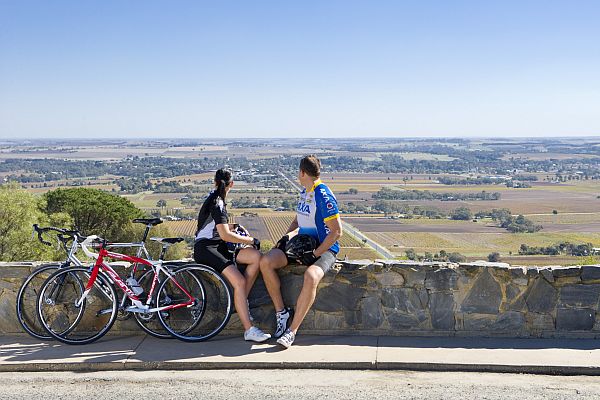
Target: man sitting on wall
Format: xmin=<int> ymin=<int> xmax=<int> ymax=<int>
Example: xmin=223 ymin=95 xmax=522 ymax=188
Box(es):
xmin=260 ymin=155 xmax=343 ymax=349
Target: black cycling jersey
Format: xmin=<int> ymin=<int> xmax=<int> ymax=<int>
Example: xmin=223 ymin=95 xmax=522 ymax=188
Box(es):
xmin=195 ymin=190 xmax=229 ymax=243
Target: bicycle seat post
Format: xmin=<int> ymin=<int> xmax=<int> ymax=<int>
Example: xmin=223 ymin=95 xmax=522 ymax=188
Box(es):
xmin=159 ymin=244 xmax=168 ymax=261
xmin=141 ymin=223 xmax=152 ymax=243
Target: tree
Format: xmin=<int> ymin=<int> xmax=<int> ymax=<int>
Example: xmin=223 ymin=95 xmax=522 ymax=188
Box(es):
xmin=348 ymin=188 xmax=359 ymax=195
xmin=438 ymin=250 xmax=448 ymax=261
xmin=405 ymin=248 xmax=417 ymax=260
xmin=0 ymin=183 xmax=71 ymax=261
xmin=451 ymin=206 xmax=472 ymax=221
xmin=488 ymin=252 xmax=501 ymax=262
xmin=43 ymin=187 xmax=143 ymax=240
xmin=157 ymin=199 xmax=167 ymax=209
xmin=552 ymin=209 xmax=558 ymax=215
xmin=448 ymin=252 xmax=466 ymax=263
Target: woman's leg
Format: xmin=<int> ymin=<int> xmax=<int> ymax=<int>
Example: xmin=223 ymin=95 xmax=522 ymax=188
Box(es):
xmin=221 ymin=264 xmax=252 ymax=331
xmin=235 ymin=248 xmax=261 ymax=297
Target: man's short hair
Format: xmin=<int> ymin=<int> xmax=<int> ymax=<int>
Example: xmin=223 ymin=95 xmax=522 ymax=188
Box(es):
xmin=299 ymin=155 xmax=321 ymax=178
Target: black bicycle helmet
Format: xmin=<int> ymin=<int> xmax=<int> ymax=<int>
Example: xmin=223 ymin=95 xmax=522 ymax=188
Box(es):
xmin=284 ymin=234 xmax=318 ymax=259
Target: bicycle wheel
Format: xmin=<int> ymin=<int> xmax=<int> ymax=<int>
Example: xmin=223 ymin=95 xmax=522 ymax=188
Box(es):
xmin=38 ymin=267 xmax=118 ymax=345
xmin=16 ymin=264 xmax=61 ymax=340
xmin=157 ymin=264 xmax=232 ymax=342
xmin=132 ymin=267 xmax=204 ymax=339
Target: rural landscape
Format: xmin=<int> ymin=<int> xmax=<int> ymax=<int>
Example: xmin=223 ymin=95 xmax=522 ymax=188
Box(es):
xmin=1 ymin=137 xmax=599 ymax=265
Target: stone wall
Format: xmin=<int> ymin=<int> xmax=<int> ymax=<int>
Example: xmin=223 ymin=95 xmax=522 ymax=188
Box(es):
xmin=3 ymin=260 xmax=600 ymax=338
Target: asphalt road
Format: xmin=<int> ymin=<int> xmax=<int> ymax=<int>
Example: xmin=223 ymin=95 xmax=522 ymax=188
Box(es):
xmin=342 ymin=221 xmax=395 ymax=259
xmin=1 ymin=369 xmax=598 ymax=400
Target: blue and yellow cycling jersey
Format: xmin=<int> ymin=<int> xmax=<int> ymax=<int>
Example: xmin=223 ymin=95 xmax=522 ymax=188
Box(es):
xmin=297 ymin=179 xmax=340 ymax=254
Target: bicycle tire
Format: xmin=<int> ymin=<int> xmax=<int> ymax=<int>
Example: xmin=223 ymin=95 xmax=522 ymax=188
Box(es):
xmin=37 ymin=267 xmax=118 ymax=345
xmin=16 ymin=264 xmax=62 ymax=340
xmin=157 ymin=264 xmax=232 ymax=342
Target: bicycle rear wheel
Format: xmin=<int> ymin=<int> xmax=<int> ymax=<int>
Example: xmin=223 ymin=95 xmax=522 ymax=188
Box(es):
xmin=38 ymin=267 xmax=118 ymax=345
xmin=133 ymin=267 xmax=204 ymax=339
xmin=16 ymin=264 xmax=61 ymax=340
xmin=157 ymin=264 xmax=232 ymax=342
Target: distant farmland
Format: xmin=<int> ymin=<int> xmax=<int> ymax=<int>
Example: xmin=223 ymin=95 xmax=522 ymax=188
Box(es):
xmin=164 ymin=215 xmax=380 ymax=260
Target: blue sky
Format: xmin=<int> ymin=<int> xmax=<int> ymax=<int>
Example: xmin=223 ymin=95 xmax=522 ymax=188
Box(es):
xmin=1 ymin=1 xmax=599 ymax=139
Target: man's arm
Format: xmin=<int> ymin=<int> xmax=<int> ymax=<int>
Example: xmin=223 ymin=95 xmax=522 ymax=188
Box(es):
xmin=314 ymin=217 xmax=342 ymax=257
xmin=286 ymin=216 xmax=299 ymax=235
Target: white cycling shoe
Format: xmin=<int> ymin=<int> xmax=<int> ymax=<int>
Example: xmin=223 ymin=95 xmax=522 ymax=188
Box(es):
xmin=244 ymin=326 xmax=271 ymax=343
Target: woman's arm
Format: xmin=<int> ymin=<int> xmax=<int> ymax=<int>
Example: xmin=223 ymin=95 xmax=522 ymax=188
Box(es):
xmin=216 ymin=223 xmax=256 ymax=245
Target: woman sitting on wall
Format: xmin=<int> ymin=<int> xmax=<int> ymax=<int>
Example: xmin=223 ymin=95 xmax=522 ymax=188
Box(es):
xmin=194 ymin=168 xmax=270 ymax=342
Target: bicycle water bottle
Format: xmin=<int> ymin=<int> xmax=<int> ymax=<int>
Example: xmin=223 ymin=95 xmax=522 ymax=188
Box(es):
xmin=126 ymin=277 xmax=144 ymax=296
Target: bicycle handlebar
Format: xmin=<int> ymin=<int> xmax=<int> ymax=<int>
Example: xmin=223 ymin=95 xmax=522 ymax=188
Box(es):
xmin=32 ymin=224 xmax=82 ymax=247
xmin=80 ymin=235 xmax=105 ymax=260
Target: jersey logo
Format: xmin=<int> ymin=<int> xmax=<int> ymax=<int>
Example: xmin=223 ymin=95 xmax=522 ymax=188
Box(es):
xmin=297 ymin=202 xmax=310 ymax=214
xmin=327 ymin=203 xmax=334 ymax=210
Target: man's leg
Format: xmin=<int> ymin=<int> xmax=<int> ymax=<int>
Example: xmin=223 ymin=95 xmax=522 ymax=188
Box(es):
xmin=288 ymin=265 xmax=324 ymax=333
xmin=259 ymin=249 xmax=288 ymax=311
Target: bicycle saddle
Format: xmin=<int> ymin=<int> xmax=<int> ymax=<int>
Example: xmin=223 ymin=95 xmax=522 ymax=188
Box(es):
xmin=133 ymin=218 xmax=163 ymax=226
xmin=150 ymin=237 xmax=185 ymax=245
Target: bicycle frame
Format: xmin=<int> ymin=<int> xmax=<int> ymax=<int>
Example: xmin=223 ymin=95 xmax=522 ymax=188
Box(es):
xmin=78 ymin=246 xmax=195 ymax=313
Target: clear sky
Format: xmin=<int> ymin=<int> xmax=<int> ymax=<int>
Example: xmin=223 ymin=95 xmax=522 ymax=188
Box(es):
xmin=1 ymin=1 xmax=599 ymax=139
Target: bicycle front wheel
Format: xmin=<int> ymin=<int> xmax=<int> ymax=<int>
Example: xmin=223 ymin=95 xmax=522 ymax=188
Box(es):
xmin=37 ymin=267 xmax=118 ymax=345
xmin=16 ymin=264 xmax=61 ymax=340
xmin=157 ymin=264 xmax=232 ymax=342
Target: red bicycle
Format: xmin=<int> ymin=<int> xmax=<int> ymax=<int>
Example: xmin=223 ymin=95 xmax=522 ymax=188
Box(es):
xmin=37 ymin=235 xmax=233 ymax=344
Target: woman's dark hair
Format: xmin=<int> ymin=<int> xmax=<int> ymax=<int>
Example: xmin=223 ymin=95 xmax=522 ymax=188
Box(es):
xmin=299 ymin=155 xmax=321 ymax=178
xmin=214 ymin=168 xmax=232 ymax=200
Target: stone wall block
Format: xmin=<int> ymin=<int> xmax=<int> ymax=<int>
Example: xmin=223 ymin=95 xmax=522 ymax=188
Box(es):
xmin=556 ymin=308 xmax=595 ymax=331
xmin=313 ymin=283 xmax=365 ymax=312
xmin=493 ymin=311 xmax=526 ymax=331
xmin=559 ymin=285 xmax=600 ymax=308
xmin=505 ymin=283 xmax=527 ymax=312
xmin=0 ymin=291 xmax=20 ymax=333
xmin=463 ymin=313 xmax=495 ymax=330
xmin=429 ymin=292 xmax=455 ymax=330
xmin=313 ymin=311 xmax=346 ymax=330
xmin=526 ymin=312 xmax=555 ymax=332
xmin=581 ymin=266 xmax=600 ymax=282
xmin=460 ymin=269 xmax=502 ymax=314
xmin=385 ymin=308 xmax=429 ymax=330
xmin=359 ymin=296 xmax=383 ymax=328
xmin=248 ymin=278 xmax=272 ymax=307
xmin=397 ymin=266 xmax=428 ymax=286
xmin=376 ymin=271 xmax=405 ymax=287
xmin=540 ymin=269 xmax=555 ymax=282
xmin=281 ymin=273 xmax=304 ymax=306
xmin=381 ymin=288 xmax=426 ymax=314
xmin=425 ymin=268 xmax=459 ymax=291
xmin=552 ymin=267 xmax=581 ymax=278
xmin=526 ymin=277 xmax=557 ymax=313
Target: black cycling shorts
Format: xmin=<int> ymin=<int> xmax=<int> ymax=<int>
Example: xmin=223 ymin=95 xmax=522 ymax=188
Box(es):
xmin=194 ymin=240 xmax=235 ymax=274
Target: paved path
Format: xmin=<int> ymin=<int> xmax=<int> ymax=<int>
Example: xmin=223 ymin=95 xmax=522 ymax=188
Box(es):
xmin=2 ymin=335 xmax=600 ymax=375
